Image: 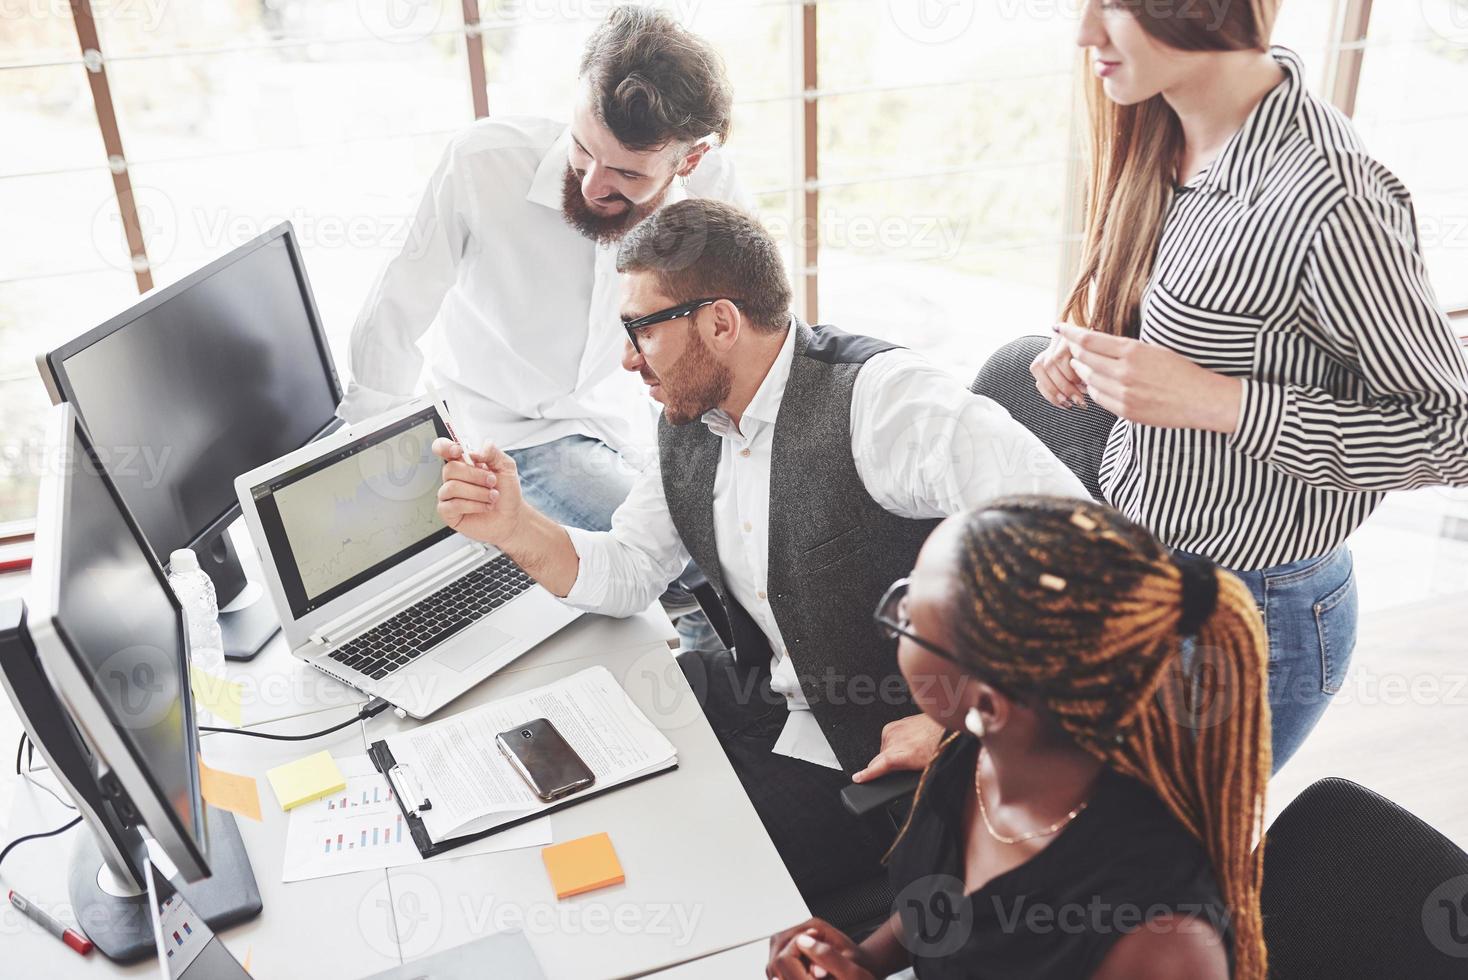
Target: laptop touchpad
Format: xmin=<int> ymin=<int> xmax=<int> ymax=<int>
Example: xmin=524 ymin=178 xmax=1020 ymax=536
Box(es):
xmin=437 ymin=625 xmax=514 ymax=672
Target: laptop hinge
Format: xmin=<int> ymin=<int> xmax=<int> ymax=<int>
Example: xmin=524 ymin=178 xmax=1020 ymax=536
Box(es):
xmin=309 ymin=542 xmax=490 ymax=647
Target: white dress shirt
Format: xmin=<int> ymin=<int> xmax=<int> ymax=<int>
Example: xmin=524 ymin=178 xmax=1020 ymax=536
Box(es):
xmin=562 ymin=324 xmax=1089 ymax=768
xmin=338 ymin=116 xmax=747 ymax=457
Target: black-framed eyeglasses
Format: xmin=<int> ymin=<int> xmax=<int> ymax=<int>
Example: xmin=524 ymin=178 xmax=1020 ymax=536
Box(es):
xmin=621 ymin=297 xmax=744 ymax=354
xmin=873 ymin=578 xmax=966 ymax=667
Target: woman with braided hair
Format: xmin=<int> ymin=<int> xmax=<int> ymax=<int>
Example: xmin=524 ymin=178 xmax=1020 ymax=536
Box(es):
xmin=768 ymin=496 xmax=1271 ymax=980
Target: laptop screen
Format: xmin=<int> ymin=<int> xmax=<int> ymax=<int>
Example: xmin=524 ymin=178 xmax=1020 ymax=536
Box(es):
xmin=247 ymin=405 xmax=454 ymax=619
xmin=145 ymin=858 xmax=252 ymax=979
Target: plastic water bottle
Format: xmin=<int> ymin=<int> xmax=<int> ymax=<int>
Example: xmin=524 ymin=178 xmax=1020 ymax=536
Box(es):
xmin=167 ymin=548 xmax=228 ymax=726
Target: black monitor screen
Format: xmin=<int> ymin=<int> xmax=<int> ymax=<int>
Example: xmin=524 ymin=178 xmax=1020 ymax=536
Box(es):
xmin=55 ymin=418 xmax=202 ymax=851
xmin=54 ymin=232 xmax=340 ymax=560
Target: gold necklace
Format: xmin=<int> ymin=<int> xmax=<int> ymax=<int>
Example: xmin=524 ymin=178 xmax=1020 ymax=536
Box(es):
xmin=974 ymin=748 xmax=1090 ymax=846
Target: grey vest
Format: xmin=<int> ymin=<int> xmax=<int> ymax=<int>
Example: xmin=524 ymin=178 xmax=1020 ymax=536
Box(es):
xmin=659 ymin=320 xmax=942 ymax=773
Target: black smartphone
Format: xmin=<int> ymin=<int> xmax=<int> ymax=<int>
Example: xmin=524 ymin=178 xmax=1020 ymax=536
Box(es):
xmin=495 ymin=718 xmax=596 ymax=802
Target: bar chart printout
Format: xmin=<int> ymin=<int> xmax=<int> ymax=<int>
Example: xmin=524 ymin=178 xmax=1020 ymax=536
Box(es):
xmin=282 ymin=755 xmax=550 ymax=882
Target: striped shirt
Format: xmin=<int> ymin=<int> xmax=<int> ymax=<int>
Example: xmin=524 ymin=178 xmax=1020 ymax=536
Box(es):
xmin=1102 ymin=47 xmax=1468 ymax=571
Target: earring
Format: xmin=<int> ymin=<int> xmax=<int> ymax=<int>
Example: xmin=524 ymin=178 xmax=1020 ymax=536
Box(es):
xmin=964 ymin=707 xmax=986 ymax=739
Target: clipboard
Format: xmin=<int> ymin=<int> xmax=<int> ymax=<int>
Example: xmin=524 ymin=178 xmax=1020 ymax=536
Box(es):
xmin=367 ymin=738 xmax=678 ymax=859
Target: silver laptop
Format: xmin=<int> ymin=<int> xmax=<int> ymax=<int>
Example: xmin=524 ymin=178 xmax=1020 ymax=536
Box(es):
xmin=144 ymin=848 xmax=545 ymax=979
xmin=145 ymin=852 xmax=252 ymax=980
xmin=235 ymin=394 xmax=580 ymax=718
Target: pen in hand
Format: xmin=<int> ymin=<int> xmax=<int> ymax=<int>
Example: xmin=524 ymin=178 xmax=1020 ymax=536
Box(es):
xmin=442 ymin=419 xmax=486 ymax=471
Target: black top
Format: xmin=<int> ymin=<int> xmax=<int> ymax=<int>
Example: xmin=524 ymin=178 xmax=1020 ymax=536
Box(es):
xmin=887 ymin=735 xmax=1233 ymax=979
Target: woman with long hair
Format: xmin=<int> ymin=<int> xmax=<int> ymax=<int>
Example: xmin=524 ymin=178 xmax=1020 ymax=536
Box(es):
xmin=768 ymin=497 xmax=1272 ymax=979
xmin=1033 ymin=0 xmax=1468 ymax=768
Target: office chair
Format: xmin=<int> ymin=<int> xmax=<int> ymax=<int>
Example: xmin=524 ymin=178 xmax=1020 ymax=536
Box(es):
xmin=969 ymin=333 xmax=1117 ymax=502
xmin=1262 ymin=777 xmax=1468 ymax=979
xmin=813 ymin=337 xmax=1119 ymax=934
xmin=835 ymin=336 xmax=1118 ymax=819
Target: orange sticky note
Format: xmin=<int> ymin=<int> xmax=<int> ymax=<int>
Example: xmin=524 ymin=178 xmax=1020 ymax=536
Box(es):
xmin=542 ymin=832 xmax=624 ymax=899
xmin=198 ymin=758 xmax=262 ymax=822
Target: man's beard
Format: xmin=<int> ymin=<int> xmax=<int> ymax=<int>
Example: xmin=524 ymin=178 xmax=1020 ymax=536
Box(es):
xmin=644 ymin=327 xmax=732 ymax=426
xmin=560 ymin=166 xmax=671 ymax=245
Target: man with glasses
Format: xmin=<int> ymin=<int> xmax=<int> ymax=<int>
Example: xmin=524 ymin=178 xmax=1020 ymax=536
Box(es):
xmin=338 ymin=7 xmax=742 ymax=648
xmin=432 ymin=200 xmax=1086 ymax=899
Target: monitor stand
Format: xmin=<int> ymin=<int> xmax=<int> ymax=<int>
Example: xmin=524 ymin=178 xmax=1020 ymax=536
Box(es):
xmin=195 ymin=525 xmax=279 ymax=662
xmin=68 ymin=805 xmax=263 ymax=963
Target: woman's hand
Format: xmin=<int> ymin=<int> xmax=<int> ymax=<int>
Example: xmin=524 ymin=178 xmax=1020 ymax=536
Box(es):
xmin=1030 ymin=327 xmax=1089 ymax=409
xmin=767 ymin=919 xmax=876 ymax=980
xmin=1056 ymin=324 xmax=1243 ymax=433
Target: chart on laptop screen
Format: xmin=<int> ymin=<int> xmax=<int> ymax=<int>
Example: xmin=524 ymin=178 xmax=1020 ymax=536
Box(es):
xmin=273 ymin=418 xmax=443 ymax=600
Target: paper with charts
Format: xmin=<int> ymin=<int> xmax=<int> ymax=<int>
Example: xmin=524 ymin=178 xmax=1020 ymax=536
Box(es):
xmin=281 ymin=755 xmax=550 ymax=883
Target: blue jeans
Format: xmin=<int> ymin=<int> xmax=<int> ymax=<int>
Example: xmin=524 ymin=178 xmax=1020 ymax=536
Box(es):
xmin=506 ymin=435 xmax=724 ymax=653
xmin=1205 ymin=546 xmax=1359 ymax=772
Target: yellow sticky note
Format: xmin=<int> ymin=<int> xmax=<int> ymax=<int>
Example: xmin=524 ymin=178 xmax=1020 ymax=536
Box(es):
xmin=198 ymin=758 xmax=262 ymax=822
xmin=191 ymin=666 xmax=243 ymax=727
xmin=542 ymin=832 xmax=624 ymax=899
xmin=266 ymin=751 xmax=347 ymax=811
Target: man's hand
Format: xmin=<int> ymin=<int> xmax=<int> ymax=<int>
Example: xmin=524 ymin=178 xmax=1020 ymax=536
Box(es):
xmin=432 ymin=438 xmax=527 ymax=547
xmin=1056 ymin=324 xmax=1243 ymax=434
xmin=767 ymin=919 xmax=875 ymax=980
xmin=851 ymin=713 xmax=944 ymax=783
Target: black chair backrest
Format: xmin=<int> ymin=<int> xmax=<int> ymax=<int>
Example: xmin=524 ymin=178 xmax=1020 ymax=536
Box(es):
xmin=971 ymin=335 xmax=1117 ymax=502
xmin=1262 ymin=777 xmax=1468 ymax=979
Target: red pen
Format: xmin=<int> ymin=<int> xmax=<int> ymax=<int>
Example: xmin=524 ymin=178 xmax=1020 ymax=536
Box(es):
xmin=442 ymin=417 xmax=486 ymax=470
xmin=8 ymin=889 xmax=93 ymax=955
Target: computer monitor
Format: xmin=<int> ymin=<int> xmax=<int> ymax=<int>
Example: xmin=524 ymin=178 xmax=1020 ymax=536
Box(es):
xmin=39 ymin=222 xmax=343 ymax=660
xmin=18 ymin=403 xmax=261 ymax=962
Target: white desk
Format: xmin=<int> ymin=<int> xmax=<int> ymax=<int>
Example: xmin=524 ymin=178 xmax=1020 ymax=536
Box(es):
xmin=1 ymin=586 xmax=809 ymax=978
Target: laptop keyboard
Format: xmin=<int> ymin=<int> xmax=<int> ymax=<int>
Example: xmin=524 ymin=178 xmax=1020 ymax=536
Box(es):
xmin=326 ymin=555 xmax=535 ymax=681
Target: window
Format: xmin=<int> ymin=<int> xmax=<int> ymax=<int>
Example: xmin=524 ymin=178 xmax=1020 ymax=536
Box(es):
xmin=1349 ymin=0 xmax=1468 ymax=312
xmin=1 ymin=1 xmax=1464 ymax=524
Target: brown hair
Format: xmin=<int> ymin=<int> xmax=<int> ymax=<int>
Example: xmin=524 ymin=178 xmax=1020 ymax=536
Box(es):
xmin=893 ymin=496 xmax=1271 ymax=978
xmin=1061 ymin=0 xmax=1280 ymax=336
xmin=579 ymin=5 xmax=734 ymax=152
xmin=616 ymin=199 xmax=793 ymax=332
